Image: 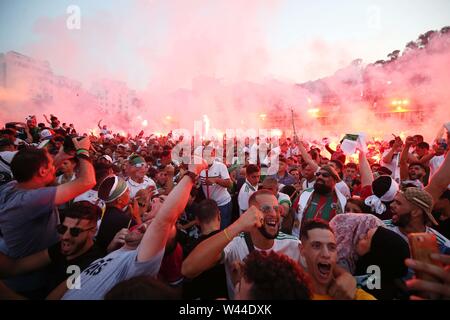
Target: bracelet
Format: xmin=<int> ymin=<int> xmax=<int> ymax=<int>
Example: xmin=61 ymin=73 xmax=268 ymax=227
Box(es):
xmin=223 ymin=228 xmax=232 ymax=241
xmin=76 ymin=148 xmax=89 ymax=155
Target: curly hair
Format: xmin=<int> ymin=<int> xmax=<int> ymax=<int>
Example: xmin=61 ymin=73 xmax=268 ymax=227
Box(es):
xmin=241 ymin=251 xmax=312 ymax=300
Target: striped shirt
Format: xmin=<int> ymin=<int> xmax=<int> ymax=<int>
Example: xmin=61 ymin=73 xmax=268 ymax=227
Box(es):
xmin=383 ymin=219 xmax=450 ymax=253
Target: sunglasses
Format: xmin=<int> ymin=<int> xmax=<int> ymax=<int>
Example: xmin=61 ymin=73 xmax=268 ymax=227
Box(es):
xmin=133 ymin=163 xmax=147 ymax=168
xmin=56 ymin=224 xmax=96 ymax=237
xmin=315 ymin=171 xmax=331 ymax=178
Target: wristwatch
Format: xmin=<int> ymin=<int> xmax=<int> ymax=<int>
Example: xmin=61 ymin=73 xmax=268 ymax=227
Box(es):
xmin=182 ymin=170 xmax=198 ymax=183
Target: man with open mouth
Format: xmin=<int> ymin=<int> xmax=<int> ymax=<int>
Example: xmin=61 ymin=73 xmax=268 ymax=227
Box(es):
xmin=300 ymin=219 xmax=376 ymax=300
xmin=182 ymin=189 xmax=301 ymax=299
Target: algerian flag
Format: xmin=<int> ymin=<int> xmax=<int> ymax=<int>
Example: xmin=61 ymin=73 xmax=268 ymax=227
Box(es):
xmin=340 ymin=133 xmax=367 ymax=155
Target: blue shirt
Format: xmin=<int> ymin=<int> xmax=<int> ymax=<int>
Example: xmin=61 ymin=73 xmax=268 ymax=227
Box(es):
xmin=0 ymin=181 xmax=59 ymax=258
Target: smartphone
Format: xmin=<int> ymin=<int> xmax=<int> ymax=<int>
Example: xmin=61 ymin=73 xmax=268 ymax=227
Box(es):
xmin=408 ymin=233 xmax=443 ymax=282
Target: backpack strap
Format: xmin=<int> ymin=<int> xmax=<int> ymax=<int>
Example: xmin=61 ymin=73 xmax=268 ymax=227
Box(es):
xmin=243 ymin=232 xmax=254 ymax=253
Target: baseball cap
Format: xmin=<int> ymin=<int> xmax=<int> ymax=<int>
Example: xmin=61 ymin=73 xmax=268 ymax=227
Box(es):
xmin=402 ymin=187 xmax=437 ymax=226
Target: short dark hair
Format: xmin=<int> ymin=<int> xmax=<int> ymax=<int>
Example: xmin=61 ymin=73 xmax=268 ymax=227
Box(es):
xmin=64 ymin=201 xmax=101 ymax=222
xmin=104 ymin=276 xmax=179 ymax=300
xmin=246 ymin=164 xmax=260 ymax=176
xmin=280 ymin=185 xmax=296 ymax=197
xmin=10 ymin=147 xmax=50 ymax=183
xmin=248 ymin=189 xmax=275 ymax=207
xmin=416 ymin=142 xmax=429 ymax=150
xmin=93 ymin=162 xmax=113 ymax=188
xmin=329 ymin=159 xmax=343 ymax=171
xmin=389 ymin=140 xmax=395 ymax=148
xmin=300 ymin=219 xmax=333 ymax=241
xmin=195 ymin=199 xmax=220 ymax=224
xmin=408 ymin=162 xmax=426 ymax=171
xmin=241 ymin=251 xmax=311 ymax=300
xmin=345 ymin=198 xmax=364 ymax=211
xmin=345 ymin=162 xmax=358 ymax=170
xmin=301 ymin=162 xmax=312 ymax=170
xmin=413 ymin=134 xmax=424 ymax=142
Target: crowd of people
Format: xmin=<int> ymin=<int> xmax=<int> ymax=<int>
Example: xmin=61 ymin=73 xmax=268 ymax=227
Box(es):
xmin=0 ymin=113 xmax=449 ymax=300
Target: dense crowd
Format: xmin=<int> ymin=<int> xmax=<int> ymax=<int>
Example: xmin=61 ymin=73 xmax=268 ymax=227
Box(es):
xmin=0 ymin=113 xmax=449 ymax=300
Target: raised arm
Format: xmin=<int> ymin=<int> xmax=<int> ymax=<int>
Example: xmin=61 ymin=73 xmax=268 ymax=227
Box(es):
xmin=54 ymin=137 xmax=96 ymax=206
xmin=325 ymin=143 xmax=336 ymax=156
xmin=298 ymin=140 xmax=319 ymax=172
xmin=400 ymin=137 xmax=414 ymax=181
xmin=43 ymin=114 xmax=51 ymax=125
xmin=382 ymin=147 xmax=396 ymax=164
xmin=425 ymin=152 xmax=450 ymax=204
xmin=137 ymin=159 xmax=207 ymax=262
xmin=358 ymin=149 xmax=374 ymax=187
xmin=182 ymin=206 xmax=263 ymax=279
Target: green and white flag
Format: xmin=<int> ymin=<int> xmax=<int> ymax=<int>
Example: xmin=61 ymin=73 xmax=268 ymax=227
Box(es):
xmin=340 ymin=133 xmax=367 ymax=155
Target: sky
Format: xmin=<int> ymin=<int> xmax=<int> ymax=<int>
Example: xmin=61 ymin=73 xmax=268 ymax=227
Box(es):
xmin=0 ymin=0 xmax=449 ymax=90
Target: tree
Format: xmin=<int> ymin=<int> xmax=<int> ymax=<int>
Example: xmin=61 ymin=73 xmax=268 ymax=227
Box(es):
xmin=441 ymin=26 xmax=450 ymax=34
xmin=405 ymin=41 xmax=418 ymax=51
xmin=387 ymin=50 xmax=400 ymax=61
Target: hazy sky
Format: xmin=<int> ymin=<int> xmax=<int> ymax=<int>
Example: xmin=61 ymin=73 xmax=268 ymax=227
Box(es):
xmin=1 ymin=0 xmax=449 ymax=90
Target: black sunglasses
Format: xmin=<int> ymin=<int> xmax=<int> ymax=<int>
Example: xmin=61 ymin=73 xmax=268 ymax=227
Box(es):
xmin=57 ymin=224 xmax=96 ymax=237
xmin=315 ymin=171 xmax=331 ymax=178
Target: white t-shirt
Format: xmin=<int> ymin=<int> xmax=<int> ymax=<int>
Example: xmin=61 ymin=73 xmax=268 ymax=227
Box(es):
xmin=0 ymin=151 xmax=17 ymax=176
xmin=381 ymin=149 xmax=400 ymax=182
xmin=238 ymin=180 xmax=258 ymax=213
xmin=199 ymin=161 xmax=231 ymax=206
xmin=56 ymin=173 xmax=76 ymax=185
xmin=126 ymin=176 xmax=157 ymax=198
xmin=429 ymin=155 xmax=445 ymax=177
xmin=302 ymin=179 xmax=316 ymax=190
xmin=336 ymin=180 xmax=351 ymax=199
xmin=223 ymin=233 xmax=301 ymax=299
xmin=429 ymin=154 xmax=450 ymax=189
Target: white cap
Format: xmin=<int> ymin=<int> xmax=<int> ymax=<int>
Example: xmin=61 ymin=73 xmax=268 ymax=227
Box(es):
xmin=100 ymin=155 xmax=113 ymax=163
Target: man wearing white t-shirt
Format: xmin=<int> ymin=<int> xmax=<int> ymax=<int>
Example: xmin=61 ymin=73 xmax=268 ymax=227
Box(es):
xmin=200 ymin=148 xmax=233 ymax=229
xmin=125 ymin=155 xmax=156 ymax=198
xmin=429 ymin=142 xmax=448 ymax=177
xmin=381 ymin=138 xmax=403 ymax=183
xmin=238 ymin=164 xmax=260 ymax=214
xmin=182 ymin=189 xmax=301 ymax=299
